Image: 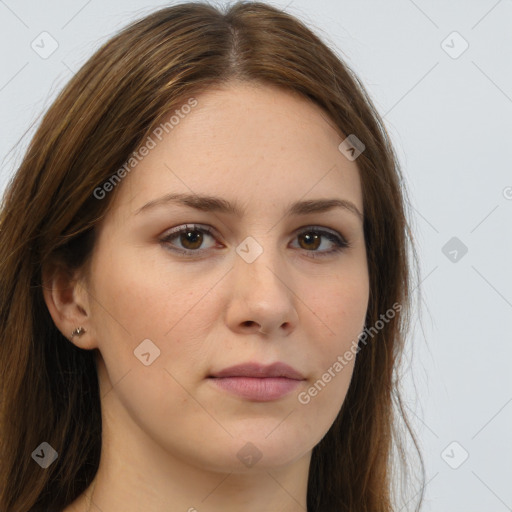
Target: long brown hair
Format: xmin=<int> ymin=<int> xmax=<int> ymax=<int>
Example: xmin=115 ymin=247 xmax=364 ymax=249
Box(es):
xmin=0 ymin=2 xmax=424 ymax=510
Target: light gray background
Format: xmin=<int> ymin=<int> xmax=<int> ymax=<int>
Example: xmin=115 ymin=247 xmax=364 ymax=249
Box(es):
xmin=1 ymin=1 xmax=511 ymax=510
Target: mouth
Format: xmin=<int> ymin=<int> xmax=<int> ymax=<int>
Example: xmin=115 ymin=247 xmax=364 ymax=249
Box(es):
xmin=207 ymin=362 xmax=306 ymax=401
xmin=208 ymin=361 xmax=305 ymax=380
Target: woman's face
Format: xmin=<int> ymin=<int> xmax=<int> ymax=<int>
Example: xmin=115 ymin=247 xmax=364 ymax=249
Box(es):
xmin=82 ymin=81 xmax=369 ymax=472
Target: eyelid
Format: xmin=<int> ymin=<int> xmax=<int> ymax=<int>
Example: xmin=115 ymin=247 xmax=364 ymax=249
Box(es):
xmin=160 ymin=223 xmax=350 ymax=257
xmin=297 ymin=225 xmax=349 ymax=244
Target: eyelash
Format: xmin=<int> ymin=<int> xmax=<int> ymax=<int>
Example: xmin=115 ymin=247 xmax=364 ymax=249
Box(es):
xmin=159 ymin=224 xmax=350 ymax=259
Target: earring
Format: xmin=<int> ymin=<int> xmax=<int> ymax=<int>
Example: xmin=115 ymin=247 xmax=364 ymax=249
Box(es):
xmin=71 ymin=326 xmax=86 ymax=338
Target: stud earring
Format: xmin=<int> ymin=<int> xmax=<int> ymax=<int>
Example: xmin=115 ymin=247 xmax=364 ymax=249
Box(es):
xmin=71 ymin=326 xmax=86 ymax=338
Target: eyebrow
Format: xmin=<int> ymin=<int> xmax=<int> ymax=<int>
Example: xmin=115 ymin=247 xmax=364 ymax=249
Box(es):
xmin=134 ymin=193 xmax=363 ymax=222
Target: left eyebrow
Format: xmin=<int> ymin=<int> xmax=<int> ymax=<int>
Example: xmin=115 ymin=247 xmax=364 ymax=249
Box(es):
xmin=134 ymin=193 xmax=363 ymax=222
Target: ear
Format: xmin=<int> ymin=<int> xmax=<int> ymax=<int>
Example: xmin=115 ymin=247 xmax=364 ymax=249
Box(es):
xmin=42 ymin=263 xmax=98 ymax=350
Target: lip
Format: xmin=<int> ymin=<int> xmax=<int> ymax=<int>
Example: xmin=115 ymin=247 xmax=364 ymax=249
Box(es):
xmin=207 ymin=362 xmax=306 ymax=402
xmin=208 ymin=362 xmax=305 ymax=380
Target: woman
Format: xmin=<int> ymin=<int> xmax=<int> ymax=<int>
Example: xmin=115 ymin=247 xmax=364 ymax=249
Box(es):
xmin=0 ymin=2 xmax=424 ymax=511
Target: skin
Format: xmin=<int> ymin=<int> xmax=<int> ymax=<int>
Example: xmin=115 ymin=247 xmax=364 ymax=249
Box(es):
xmin=44 ymin=80 xmax=369 ymax=512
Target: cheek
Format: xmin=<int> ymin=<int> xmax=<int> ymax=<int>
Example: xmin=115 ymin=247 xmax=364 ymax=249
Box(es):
xmin=89 ymin=251 xmax=220 ymax=447
xmin=305 ymin=268 xmax=369 ymax=347
xmin=295 ymin=354 xmax=355 ymax=446
xmin=296 ymin=285 xmax=364 ymax=432
xmin=295 ymin=269 xmax=368 ymax=413
xmin=89 ymin=246 xmax=228 ymax=388
xmin=91 ymin=244 xmax=219 ymax=338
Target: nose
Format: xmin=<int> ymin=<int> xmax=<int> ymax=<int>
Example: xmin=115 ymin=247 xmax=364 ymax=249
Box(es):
xmin=224 ymin=243 xmax=299 ymax=338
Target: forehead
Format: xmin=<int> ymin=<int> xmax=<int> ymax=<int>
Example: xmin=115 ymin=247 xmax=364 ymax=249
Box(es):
xmin=111 ymin=81 xmax=363 ymax=218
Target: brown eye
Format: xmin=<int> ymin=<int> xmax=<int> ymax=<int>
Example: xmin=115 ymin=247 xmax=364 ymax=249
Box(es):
xmin=161 ymin=224 xmax=349 ymax=259
xmin=298 ymin=232 xmax=321 ymax=251
xmin=161 ymin=224 xmax=217 ymax=255
xmin=291 ymin=227 xmax=349 ymax=259
xmin=179 ymin=229 xmax=204 ymax=250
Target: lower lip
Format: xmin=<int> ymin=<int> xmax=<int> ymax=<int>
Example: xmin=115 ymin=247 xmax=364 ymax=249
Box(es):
xmin=208 ymin=377 xmax=302 ymax=401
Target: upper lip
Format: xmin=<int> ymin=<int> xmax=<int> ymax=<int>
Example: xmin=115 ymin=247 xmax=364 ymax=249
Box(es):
xmin=209 ymin=362 xmax=305 ymax=380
